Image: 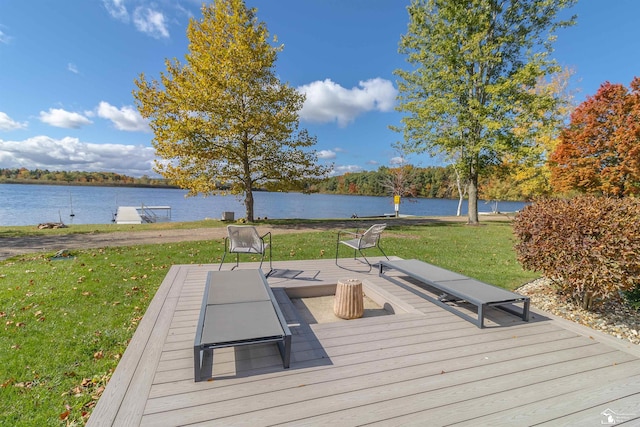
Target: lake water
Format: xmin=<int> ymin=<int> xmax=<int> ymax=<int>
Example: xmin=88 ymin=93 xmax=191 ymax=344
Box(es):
xmin=0 ymin=184 xmax=527 ymax=226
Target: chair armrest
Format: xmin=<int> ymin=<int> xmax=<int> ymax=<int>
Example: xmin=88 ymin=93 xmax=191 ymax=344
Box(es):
xmin=260 ymin=231 xmax=272 ymax=246
xmin=337 ymin=229 xmax=360 ymax=241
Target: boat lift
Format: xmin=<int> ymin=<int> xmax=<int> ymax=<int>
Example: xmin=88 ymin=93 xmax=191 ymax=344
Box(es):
xmin=115 ymin=204 xmax=171 ymax=224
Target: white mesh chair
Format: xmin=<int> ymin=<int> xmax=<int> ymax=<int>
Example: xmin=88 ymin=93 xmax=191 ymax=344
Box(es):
xmin=335 ymin=223 xmax=388 ymax=270
xmin=219 ymin=225 xmax=272 ymax=276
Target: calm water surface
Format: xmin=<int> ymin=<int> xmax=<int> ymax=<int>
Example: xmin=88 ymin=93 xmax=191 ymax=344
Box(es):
xmin=0 ymin=184 xmax=526 ymax=226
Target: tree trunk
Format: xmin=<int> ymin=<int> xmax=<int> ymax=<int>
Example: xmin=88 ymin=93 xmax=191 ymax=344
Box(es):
xmin=453 ymin=166 xmax=465 ymax=216
xmin=245 ymin=188 xmax=254 ymax=222
xmin=467 ymin=166 xmax=479 ymax=225
xmin=582 ymin=291 xmax=594 ymax=310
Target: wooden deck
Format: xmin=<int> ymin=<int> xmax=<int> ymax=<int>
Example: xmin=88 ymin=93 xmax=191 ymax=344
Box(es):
xmin=87 ymin=257 xmax=640 ymax=426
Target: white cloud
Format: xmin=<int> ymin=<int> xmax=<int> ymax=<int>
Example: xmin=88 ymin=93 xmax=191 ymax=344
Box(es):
xmin=97 ymin=101 xmax=149 ymax=132
xmin=297 ymin=78 xmax=398 ymax=127
xmin=103 ymin=1 xmax=169 ymax=39
xmin=390 ymin=156 xmax=405 ymax=165
xmin=332 ymin=164 xmax=364 ymax=176
xmin=68 ymin=63 xmax=79 ymax=74
xmin=0 ymin=136 xmax=156 ymax=176
xmin=0 ymin=112 xmax=27 ymax=131
xmin=133 ymin=7 xmax=169 ymax=39
xmin=0 ymin=28 xmax=10 ymax=44
xmin=103 ymin=0 xmax=128 ymax=22
xmin=39 ymin=108 xmax=93 ymax=129
xmin=317 ymin=149 xmax=336 ymax=160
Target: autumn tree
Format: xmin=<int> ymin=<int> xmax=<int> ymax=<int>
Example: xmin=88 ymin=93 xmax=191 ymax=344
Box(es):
xmin=503 ymin=67 xmax=576 ymax=199
xmin=133 ymin=0 xmax=330 ymax=221
xmin=393 ymin=0 xmax=576 ymax=224
xmin=550 ymin=77 xmax=640 ymax=196
xmin=382 ymin=164 xmax=419 ymax=200
xmin=381 ymin=157 xmax=420 ymax=216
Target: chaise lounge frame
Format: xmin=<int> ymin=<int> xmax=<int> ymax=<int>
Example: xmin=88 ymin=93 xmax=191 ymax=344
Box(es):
xmin=193 ymin=270 xmax=291 ymax=381
xmin=379 ymin=259 xmax=530 ymax=328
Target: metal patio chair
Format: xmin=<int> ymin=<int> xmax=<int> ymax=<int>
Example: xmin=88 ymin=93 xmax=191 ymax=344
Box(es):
xmin=219 ymin=225 xmax=273 ymax=276
xmin=335 ymin=223 xmax=389 ymax=270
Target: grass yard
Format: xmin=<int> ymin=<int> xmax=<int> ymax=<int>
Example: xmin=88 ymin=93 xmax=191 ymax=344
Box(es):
xmin=0 ymin=220 xmax=537 ymax=426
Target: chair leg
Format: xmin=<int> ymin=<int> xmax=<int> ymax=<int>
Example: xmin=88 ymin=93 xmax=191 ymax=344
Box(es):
xmin=378 ymin=244 xmax=389 ymax=260
xmin=219 ymin=251 xmax=227 ymax=271
xmin=358 ymin=250 xmax=373 ymax=271
xmin=258 ymin=252 xmax=264 ymax=271
xmin=265 ymin=244 xmax=273 ymax=277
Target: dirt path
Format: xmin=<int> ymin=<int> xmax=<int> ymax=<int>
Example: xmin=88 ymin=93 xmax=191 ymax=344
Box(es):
xmin=0 ymin=215 xmax=508 ymax=261
xmin=0 ymin=225 xmax=322 ymax=261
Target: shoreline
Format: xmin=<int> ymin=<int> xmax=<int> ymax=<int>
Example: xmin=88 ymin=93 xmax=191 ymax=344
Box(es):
xmin=0 ymin=215 xmax=514 ymax=261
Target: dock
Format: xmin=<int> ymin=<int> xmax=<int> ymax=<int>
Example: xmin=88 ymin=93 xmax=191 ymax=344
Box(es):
xmin=115 ymin=205 xmax=171 ymax=224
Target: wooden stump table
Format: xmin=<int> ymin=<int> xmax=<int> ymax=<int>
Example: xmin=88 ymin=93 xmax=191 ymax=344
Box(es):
xmin=334 ymin=278 xmax=364 ymax=319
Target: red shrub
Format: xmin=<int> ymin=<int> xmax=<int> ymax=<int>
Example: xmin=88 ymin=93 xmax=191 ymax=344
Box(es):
xmin=513 ymin=195 xmax=640 ymax=309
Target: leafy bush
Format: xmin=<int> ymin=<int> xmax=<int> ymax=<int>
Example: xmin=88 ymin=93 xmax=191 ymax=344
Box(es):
xmin=513 ymin=195 xmax=640 ymax=310
xmin=624 ymin=285 xmax=640 ymax=310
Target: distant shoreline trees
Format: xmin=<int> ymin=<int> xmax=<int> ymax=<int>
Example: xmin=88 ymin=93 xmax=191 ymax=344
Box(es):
xmin=0 ymin=165 xmax=532 ymax=201
xmin=0 ymin=168 xmax=177 ymax=188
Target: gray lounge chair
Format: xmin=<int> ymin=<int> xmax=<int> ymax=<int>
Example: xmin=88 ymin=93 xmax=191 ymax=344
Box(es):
xmin=219 ymin=225 xmax=272 ymax=276
xmin=335 ymin=223 xmax=388 ymax=270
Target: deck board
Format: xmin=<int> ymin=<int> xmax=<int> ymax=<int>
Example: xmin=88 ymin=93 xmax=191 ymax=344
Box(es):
xmin=87 ymin=257 xmax=640 ymax=426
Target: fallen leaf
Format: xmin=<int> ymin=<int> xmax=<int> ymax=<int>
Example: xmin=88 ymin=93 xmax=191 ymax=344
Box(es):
xmin=1 ymin=378 xmax=15 ymax=388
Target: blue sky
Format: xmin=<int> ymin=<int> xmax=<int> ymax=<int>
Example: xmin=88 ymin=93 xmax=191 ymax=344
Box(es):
xmin=0 ymin=0 xmax=638 ymax=177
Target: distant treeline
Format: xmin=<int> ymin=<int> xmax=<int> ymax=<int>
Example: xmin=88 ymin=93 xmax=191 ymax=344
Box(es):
xmin=2 ymin=166 xmax=524 ymax=200
xmin=314 ymin=165 xmax=462 ymax=199
xmin=0 ymin=168 xmax=178 ymax=188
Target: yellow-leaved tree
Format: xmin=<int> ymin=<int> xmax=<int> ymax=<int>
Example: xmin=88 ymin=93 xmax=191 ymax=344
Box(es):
xmin=134 ymin=0 xmax=331 ymax=221
xmin=479 ymin=67 xmax=576 ymax=202
xmin=508 ymin=68 xmax=576 ymax=199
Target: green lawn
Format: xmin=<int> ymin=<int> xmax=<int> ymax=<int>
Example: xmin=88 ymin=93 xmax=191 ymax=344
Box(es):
xmin=0 ymin=220 xmax=537 ymax=426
